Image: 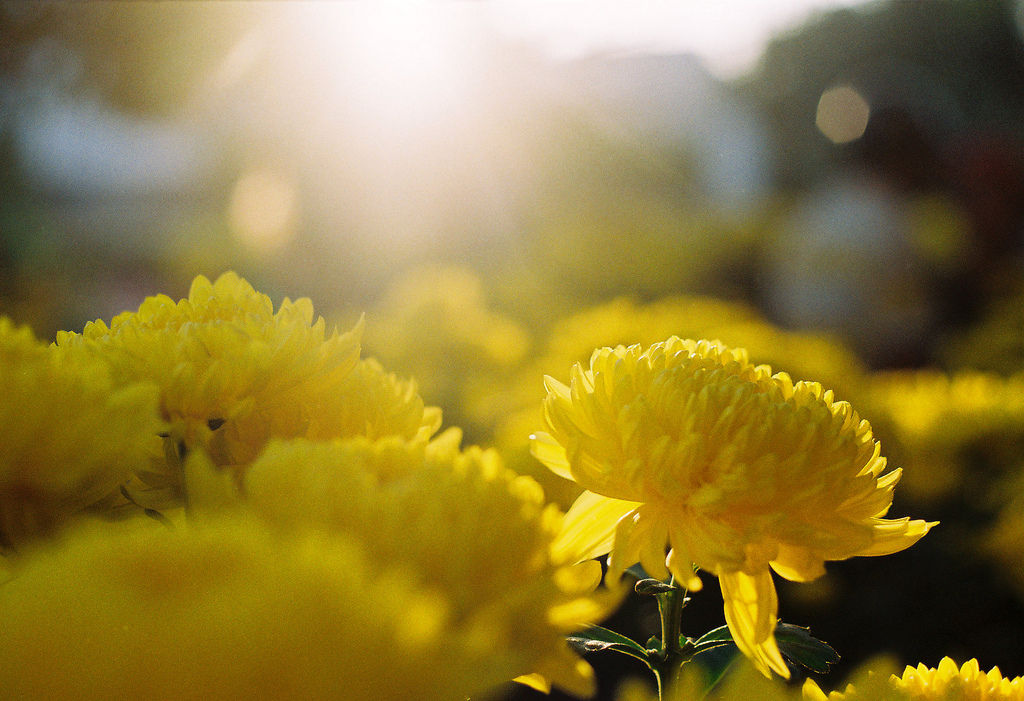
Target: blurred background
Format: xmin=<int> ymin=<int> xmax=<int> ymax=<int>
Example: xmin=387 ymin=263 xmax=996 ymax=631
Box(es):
xmin=3 ymin=0 xmax=1024 ymax=698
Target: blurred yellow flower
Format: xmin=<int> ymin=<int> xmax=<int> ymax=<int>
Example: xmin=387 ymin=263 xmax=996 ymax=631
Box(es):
xmin=540 ymin=296 xmax=864 ymax=397
xmin=309 ymin=357 xmax=442 ymax=443
xmin=865 ymin=370 xmax=1024 ymax=500
xmin=226 ymin=431 xmax=614 ymax=697
xmin=0 ymin=318 xmax=162 ymax=551
xmin=0 ymin=517 xmax=471 ymax=700
xmin=363 ymin=264 xmax=531 ymax=435
xmin=54 ymin=272 xmax=365 ymax=506
xmin=531 ymin=337 xmax=935 ymax=679
xmin=808 ymin=657 xmax=1024 ymax=700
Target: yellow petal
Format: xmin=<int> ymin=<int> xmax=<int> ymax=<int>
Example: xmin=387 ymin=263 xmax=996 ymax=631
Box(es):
xmin=530 ymin=431 xmax=573 ymax=480
xmin=522 ymin=649 xmax=597 ymax=698
xmin=719 ymin=569 xmax=789 ymax=679
xmin=801 ymin=679 xmax=830 ymax=701
xmin=854 ymin=517 xmax=937 ymax=557
xmin=552 ymin=490 xmax=640 ymax=564
xmin=769 ymin=543 xmax=827 ymax=582
xmin=182 ymin=449 xmax=239 ymax=515
xmin=514 ymin=673 xmax=551 ymax=694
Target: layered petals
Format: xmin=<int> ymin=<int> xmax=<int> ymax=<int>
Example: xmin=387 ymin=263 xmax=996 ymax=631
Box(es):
xmin=809 ymin=656 xmax=1024 ymax=700
xmin=532 ymin=337 xmax=936 ymax=678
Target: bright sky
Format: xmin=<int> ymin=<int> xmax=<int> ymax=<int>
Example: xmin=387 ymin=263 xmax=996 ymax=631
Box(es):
xmin=486 ymin=0 xmax=872 ymax=78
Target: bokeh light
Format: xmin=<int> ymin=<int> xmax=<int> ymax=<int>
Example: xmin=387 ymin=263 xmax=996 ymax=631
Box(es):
xmin=228 ymin=168 xmax=299 ymax=257
xmin=816 ymin=84 xmax=871 ymax=143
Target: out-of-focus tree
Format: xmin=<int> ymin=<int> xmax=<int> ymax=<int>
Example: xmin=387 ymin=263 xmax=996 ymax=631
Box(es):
xmin=742 ymin=0 xmax=1024 ymax=188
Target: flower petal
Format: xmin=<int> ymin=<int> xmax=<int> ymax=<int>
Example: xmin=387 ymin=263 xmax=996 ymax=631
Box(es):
xmin=553 ymin=490 xmax=640 ymax=564
xmin=530 ymin=431 xmax=573 ymax=480
xmin=719 ymin=569 xmax=789 ymax=679
xmin=513 ymin=673 xmax=550 ymax=694
xmin=769 ymin=543 xmax=826 ymax=582
xmin=854 ymin=517 xmax=937 ymax=557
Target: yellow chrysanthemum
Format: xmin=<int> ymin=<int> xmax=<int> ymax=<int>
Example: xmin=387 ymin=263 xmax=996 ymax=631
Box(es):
xmin=308 ymin=357 xmax=442 ymax=443
xmin=0 ymin=318 xmax=162 ymax=550
xmin=191 ymin=431 xmax=613 ymax=697
xmin=531 ymin=337 xmax=935 ymax=679
xmin=0 ymin=517 xmax=473 ymax=700
xmin=809 ymin=657 xmax=1024 ymax=701
xmin=494 ymin=295 xmax=863 ymax=511
xmin=54 ymin=272 xmax=366 ymax=505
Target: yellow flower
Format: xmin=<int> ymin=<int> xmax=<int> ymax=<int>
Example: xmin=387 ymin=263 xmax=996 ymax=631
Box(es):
xmin=364 ymin=265 xmax=530 ymax=413
xmin=864 ymin=370 xmax=1024 ymax=500
xmin=54 ymin=272 xmax=365 ymax=506
xmin=531 ymin=337 xmax=935 ymax=679
xmin=493 ymin=294 xmax=863 ymax=512
xmin=0 ymin=517 xmax=471 ymax=700
xmin=308 ymin=357 xmax=442 ymax=443
xmin=892 ymin=658 xmax=1024 ymax=700
xmin=808 ymin=657 xmax=1024 ymax=700
xmin=214 ymin=431 xmax=614 ymax=697
xmin=0 ymin=318 xmax=162 ymax=550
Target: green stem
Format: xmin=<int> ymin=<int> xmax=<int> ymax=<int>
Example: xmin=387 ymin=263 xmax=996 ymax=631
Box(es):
xmin=652 ymin=578 xmax=691 ymax=700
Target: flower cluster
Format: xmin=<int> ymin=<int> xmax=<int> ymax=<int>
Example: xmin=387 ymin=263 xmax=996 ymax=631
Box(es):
xmin=0 ymin=517 xmax=464 ymax=700
xmin=232 ymin=432 xmax=611 ymax=695
xmin=54 ymin=272 xmax=367 ymax=507
xmin=0 ymin=318 xmax=161 ymax=550
xmin=2 ymin=270 xmax=1004 ymax=700
xmin=0 ymin=272 xmax=610 ymax=700
xmin=532 ymin=337 xmax=934 ymax=678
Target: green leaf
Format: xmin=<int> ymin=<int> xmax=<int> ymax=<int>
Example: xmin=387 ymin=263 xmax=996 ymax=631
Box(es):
xmin=689 ymin=622 xmax=839 ymax=674
xmin=690 ymin=624 xmax=735 ymax=654
xmin=567 ymin=626 xmax=652 ymax=667
xmin=694 ymin=644 xmax=741 ymax=694
xmin=774 ymin=623 xmax=840 ymax=674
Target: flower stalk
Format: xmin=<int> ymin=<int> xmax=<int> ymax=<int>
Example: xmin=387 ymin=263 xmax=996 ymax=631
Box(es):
xmin=651 ymin=578 xmax=688 ymax=699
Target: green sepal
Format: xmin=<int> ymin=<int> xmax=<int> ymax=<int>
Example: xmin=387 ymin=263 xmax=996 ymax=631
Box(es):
xmin=635 ymin=578 xmax=677 ymax=595
xmin=567 ymin=626 xmax=652 ymax=667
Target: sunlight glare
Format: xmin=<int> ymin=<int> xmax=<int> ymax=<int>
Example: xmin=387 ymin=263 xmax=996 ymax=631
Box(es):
xmin=289 ymin=3 xmax=471 ymax=131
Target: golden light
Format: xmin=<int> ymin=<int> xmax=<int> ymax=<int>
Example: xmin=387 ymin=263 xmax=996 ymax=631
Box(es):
xmin=285 ymin=3 xmax=474 ymax=133
xmin=228 ymin=168 xmax=299 ymax=256
xmin=816 ymin=84 xmax=871 ymax=144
